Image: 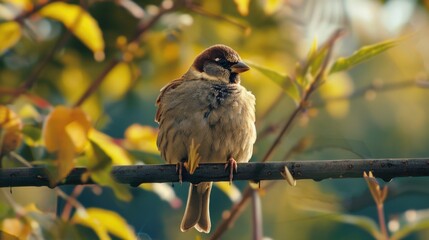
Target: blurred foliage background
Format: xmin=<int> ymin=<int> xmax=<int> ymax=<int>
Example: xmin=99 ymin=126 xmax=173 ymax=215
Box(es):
xmin=1 ymin=0 xmax=429 ymax=239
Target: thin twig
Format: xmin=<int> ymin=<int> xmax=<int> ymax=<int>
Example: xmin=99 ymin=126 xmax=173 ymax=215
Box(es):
xmin=186 ymin=2 xmax=249 ymax=32
xmin=13 ymin=0 xmax=64 ymax=23
xmin=251 ymin=189 xmax=263 ymax=240
xmin=73 ymin=2 xmax=175 ymax=107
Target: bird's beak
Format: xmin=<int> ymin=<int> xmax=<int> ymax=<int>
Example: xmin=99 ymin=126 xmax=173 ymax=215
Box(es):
xmin=231 ymin=61 xmax=250 ymax=73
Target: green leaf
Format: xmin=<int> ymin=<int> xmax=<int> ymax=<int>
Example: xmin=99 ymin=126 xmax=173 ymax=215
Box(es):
xmin=22 ymin=125 xmax=42 ymax=146
xmin=330 ymin=39 xmax=399 ymax=74
xmin=327 ymin=213 xmax=383 ymax=239
xmin=305 ymin=37 xmax=329 ymax=77
xmin=246 ymin=61 xmax=300 ymax=104
xmin=86 ymin=140 xmax=132 ymax=201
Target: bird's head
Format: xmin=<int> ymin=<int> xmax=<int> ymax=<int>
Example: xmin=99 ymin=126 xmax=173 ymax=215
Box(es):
xmin=188 ymin=44 xmax=250 ymax=84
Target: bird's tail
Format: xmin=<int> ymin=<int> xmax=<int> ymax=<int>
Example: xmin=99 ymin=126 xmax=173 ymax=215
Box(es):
xmin=180 ymin=182 xmax=212 ymax=233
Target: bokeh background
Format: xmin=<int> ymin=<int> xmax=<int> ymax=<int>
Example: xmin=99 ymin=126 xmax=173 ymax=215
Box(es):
xmin=1 ymin=0 xmax=429 ymax=239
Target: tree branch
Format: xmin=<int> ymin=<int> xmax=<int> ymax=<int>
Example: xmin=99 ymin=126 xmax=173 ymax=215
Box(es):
xmin=1 ymin=158 xmax=429 ymax=188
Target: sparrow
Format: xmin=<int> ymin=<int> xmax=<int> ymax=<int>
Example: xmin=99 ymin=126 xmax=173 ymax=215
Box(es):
xmin=155 ymin=44 xmax=256 ymax=233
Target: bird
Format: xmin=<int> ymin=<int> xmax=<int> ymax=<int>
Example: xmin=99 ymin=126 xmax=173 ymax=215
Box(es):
xmin=155 ymin=44 xmax=256 ymax=233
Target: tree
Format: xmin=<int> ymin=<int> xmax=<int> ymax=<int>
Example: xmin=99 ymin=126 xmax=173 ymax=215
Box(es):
xmin=1 ymin=0 xmax=429 ymax=239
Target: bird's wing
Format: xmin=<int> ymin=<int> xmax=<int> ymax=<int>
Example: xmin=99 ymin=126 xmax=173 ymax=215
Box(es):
xmin=155 ymin=78 xmax=184 ymax=123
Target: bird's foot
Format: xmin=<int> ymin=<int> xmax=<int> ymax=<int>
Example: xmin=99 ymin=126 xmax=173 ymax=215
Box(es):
xmin=176 ymin=162 xmax=184 ymax=184
xmin=225 ymin=157 xmax=238 ymax=185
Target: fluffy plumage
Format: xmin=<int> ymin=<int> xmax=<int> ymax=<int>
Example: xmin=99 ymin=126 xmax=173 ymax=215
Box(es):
xmin=155 ymin=44 xmax=256 ymax=233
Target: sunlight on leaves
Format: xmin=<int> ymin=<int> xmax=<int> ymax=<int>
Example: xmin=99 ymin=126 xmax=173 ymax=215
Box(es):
xmin=101 ymin=62 xmax=134 ymax=100
xmin=264 ymin=0 xmax=282 ymax=15
xmin=39 ymin=2 xmax=105 ymax=61
xmin=139 ymin=183 xmax=182 ymax=209
xmin=306 ymin=39 xmax=329 ymax=78
xmin=185 ymin=138 xmax=200 ymax=175
xmin=73 ymin=208 xmax=136 ymax=240
xmin=42 ymin=106 xmax=91 ymax=185
xmin=0 ymin=21 xmax=21 ymax=55
xmin=88 ymin=129 xmax=133 ymax=165
xmin=330 ymin=39 xmax=400 ymax=74
xmin=59 ymin=63 xmax=102 ymax=121
xmin=17 ymin=103 xmax=41 ymax=121
xmin=0 ymin=105 xmax=23 ymax=155
xmin=85 ymin=138 xmax=132 ymax=201
xmin=247 ymin=61 xmax=300 ymax=104
xmin=234 ymin=0 xmax=250 ymax=16
xmin=215 ymin=182 xmax=242 ymax=203
xmin=319 ymin=73 xmax=354 ymax=118
xmin=1 ymin=218 xmax=31 ymax=239
xmin=123 ymin=124 xmax=159 ymax=154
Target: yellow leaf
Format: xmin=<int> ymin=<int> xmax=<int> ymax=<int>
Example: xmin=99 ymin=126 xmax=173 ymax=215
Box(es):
xmin=101 ymin=62 xmax=133 ymax=100
xmin=1 ymin=218 xmax=31 ymax=239
xmin=0 ymin=105 xmax=23 ymax=154
xmin=214 ymin=182 xmax=241 ymax=203
xmin=18 ymin=103 xmax=41 ymax=120
xmin=123 ymin=124 xmax=158 ymax=154
xmin=73 ymin=208 xmax=137 ymax=240
xmin=185 ymin=138 xmax=200 ymax=175
xmin=233 ymin=0 xmax=250 ymax=16
xmin=89 ymin=129 xmax=133 ymax=165
xmin=39 ymin=2 xmax=105 ymax=61
xmin=59 ymin=63 xmax=102 ymax=121
xmin=66 ymin=121 xmax=88 ymax=152
xmin=0 ymin=21 xmax=21 ymax=55
xmin=264 ymin=0 xmax=282 ymax=15
xmin=42 ymin=106 xmax=91 ymax=184
xmin=43 ymin=106 xmax=91 ymax=152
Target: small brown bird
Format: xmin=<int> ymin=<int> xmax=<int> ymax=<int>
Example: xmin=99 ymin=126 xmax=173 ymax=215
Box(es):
xmin=155 ymin=44 xmax=256 ymax=233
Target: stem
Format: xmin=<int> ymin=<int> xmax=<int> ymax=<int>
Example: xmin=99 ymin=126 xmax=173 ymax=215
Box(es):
xmin=210 ymin=188 xmax=252 ymax=240
xmin=13 ymin=0 xmax=63 ymax=23
xmin=60 ymin=185 xmax=85 ymax=221
xmin=251 ymin=189 xmax=263 ymax=240
xmin=73 ymin=59 xmax=120 ymax=107
xmin=377 ymin=204 xmax=389 ymax=240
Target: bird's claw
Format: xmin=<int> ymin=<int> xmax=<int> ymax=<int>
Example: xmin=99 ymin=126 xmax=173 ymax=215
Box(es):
xmin=225 ymin=157 xmax=238 ymax=185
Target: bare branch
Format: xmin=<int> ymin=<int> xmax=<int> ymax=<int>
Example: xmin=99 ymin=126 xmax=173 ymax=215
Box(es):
xmin=1 ymin=158 xmax=429 ymax=188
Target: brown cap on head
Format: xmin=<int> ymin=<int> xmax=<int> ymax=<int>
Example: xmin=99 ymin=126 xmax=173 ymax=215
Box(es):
xmin=193 ymin=44 xmax=243 ymax=72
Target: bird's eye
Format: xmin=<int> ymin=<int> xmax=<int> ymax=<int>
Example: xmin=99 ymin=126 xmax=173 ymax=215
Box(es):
xmin=214 ymin=58 xmax=230 ymax=69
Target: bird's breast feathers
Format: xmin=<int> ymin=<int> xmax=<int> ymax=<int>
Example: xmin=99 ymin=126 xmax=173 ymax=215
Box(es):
xmin=156 ymin=79 xmax=256 ymax=164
